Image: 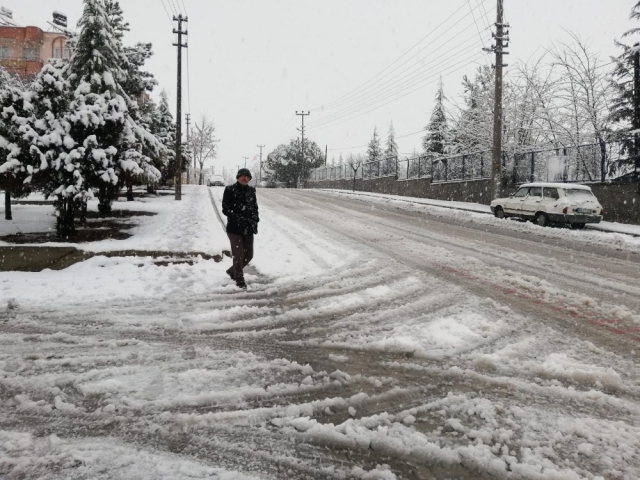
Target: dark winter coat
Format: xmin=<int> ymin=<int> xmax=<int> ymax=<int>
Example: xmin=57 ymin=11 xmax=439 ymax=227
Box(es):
xmin=222 ymin=183 xmax=259 ymax=235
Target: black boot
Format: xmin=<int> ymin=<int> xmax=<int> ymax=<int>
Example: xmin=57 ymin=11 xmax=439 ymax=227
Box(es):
xmin=235 ymin=278 xmax=247 ymax=290
xmin=226 ymin=267 xmax=235 ymax=280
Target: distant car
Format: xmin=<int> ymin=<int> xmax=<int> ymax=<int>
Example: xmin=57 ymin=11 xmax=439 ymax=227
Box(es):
xmin=207 ymin=176 xmax=225 ymax=187
xmin=490 ymin=182 xmax=604 ymax=229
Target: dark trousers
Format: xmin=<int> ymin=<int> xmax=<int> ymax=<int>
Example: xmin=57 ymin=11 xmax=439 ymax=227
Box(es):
xmin=227 ymin=233 xmax=254 ymax=280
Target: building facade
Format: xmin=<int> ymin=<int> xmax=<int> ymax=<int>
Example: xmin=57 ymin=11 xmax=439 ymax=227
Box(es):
xmin=0 ymin=25 xmax=68 ymax=77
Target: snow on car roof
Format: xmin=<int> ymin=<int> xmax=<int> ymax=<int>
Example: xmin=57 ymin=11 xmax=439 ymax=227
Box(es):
xmin=520 ymin=182 xmax=592 ymax=191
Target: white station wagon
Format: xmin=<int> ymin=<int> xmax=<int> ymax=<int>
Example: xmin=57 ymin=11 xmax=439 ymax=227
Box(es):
xmin=490 ymin=182 xmax=604 ymax=229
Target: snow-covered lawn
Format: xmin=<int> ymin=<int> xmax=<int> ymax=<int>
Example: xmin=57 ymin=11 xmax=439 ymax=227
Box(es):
xmin=0 ymin=185 xmax=228 ymax=255
xmin=1 ymin=186 xmax=640 ymax=479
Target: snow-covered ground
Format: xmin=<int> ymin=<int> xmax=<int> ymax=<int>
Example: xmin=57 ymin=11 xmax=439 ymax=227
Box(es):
xmin=1 ymin=186 xmax=640 ymax=479
xmin=0 ymin=186 xmax=228 ymax=255
xmin=319 ymin=188 xmax=640 ymax=249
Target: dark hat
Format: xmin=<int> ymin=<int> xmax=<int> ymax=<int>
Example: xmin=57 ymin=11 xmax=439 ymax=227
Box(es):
xmin=236 ymin=168 xmax=252 ymax=179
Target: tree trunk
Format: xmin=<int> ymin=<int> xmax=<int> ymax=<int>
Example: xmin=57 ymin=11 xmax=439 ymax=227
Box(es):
xmin=98 ymin=185 xmax=113 ymax=215
xmin=4 ymin=189 xmax=11 ymax=220
xmin=126 ymin=183 xmax=134 ymax=202
xmin=56 ymin=196 xmax=75 ymax=237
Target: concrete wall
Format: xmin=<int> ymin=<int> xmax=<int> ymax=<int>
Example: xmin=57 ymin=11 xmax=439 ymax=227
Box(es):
xmin=306 ymin=177 xmax=640 ymax=225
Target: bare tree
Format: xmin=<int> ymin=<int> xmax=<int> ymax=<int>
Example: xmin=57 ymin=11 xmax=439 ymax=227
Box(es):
xmin=189 ymin=116 xmax=218 ymax=185
xmin=549 ymin=32 xmax=615 ymax=180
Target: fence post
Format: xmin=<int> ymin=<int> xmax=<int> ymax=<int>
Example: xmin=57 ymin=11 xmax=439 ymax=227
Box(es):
xmin=431 ymin=157 xmax=434 ymax=178
xmin=562 ymin=147 xmax=568 ymax=183
xmin=407 ymin=157 xmax=410 ymax=179
xmin=444 ymin=159 xmax=448 ymax=182
xmin=480 ymin=153 xmax=484 ymax=178
xmin=462 ymin=154 xmax=466 ymax=180
xmin=530 ymin=151 xmax=535 ymax=182
xmin=418 ymin=157 xmax=421 ymax=178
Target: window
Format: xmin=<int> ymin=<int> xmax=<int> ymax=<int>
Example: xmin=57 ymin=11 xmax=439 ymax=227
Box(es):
xmin=54 ymin=47 xmax=61 ymax=58
xmin=528 ymin=187 xmax=542 ymax=197
xmin=563 ymin=188 xmax=594 ymax=200
xmin=543 ymin=188 xmax=559 ymax=199
xmin=513 ymin=188 xmax=529 ymax=198
xmin=63 ymin=47 xmax=71 ymax=59
xmin=23 ymin=47 xmax=39 ymax=60
xmin=0 ymin=46 xmax=10 ymax=60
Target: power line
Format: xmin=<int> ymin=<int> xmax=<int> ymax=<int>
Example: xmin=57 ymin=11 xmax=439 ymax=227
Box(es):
xmin=159 ymin=0 xmax=174 ymax=27
xmin=307 ymin=44 xmax=487 ymax=131
xmin=310 ymin=0 xmax=489 ymax=112
xmin=468 ymin=0 xmax=486 ymax=48
xmin=186 ymin=33 xmax=192 ymax=116
xmin=317 ymin=20 xmax=492 ymax=117
xmin=308 ymin=51 xmax=486 ymax=133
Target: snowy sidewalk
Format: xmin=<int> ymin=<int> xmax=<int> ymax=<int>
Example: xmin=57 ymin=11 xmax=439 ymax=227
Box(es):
xmin=319 ymin=188 xmax=640 ymax=238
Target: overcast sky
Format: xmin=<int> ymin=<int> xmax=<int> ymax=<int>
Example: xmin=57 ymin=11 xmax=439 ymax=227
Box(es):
xmin=5 ymin=0 xmax=635 ymax=175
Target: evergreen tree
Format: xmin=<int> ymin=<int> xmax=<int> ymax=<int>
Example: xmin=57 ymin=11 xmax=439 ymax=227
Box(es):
xmin=155 ymin=90 xmax=178 ymax=185
xmin=26 ymin=61 xmax=89 ymax=234
xmin=366 ymin=126 xmax=382 ymax=162
xmin=384 ymin=121 xmax=398 ymax=157
xmin=610 ymin=3 xmax=640 ymax=134
xmin=0 ymin=70 xmax=35 ymax=220
xmin=68 ymin=0 xmax=160 ymax=213
xmin=423 ymin=78 xmax=450 ymax=155
xmin=265 ymin=137 xmax=324 ymax=187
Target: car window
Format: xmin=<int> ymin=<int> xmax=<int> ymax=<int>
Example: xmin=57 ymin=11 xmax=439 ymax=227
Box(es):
xmin=528 ymin=187 xmax=542 ymax=197
xmin=543 ymin=188 xmax=559 ymax=199
xmin=513 ymin=188 xmax=529 ymax=198
xmin=563 ymin=188 xmax=594 ymax=199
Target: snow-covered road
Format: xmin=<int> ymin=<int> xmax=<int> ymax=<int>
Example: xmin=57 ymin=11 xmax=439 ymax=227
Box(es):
xmin=1 ymin=186 xmax=640 ymax=479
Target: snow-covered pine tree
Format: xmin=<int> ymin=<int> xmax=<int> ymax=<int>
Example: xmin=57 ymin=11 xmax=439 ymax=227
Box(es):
xmin=383 ymin=121 xmax=398 ymax=175
xmin=155 ymin=90 xmax=177 ymax=185
xmin=611 ymin=1 xmax=640 ymax=170
xmin=384 ymin=121 xmax=398 ymax=158
xmin=68 ymin=0 xmax=160 ymax=214
xmin=366 ymin=126 xmax=382 ymax=162
xmin=423 ymin=78 xmax=450 ymax=155
xmin=0 ymin=69 xmax=36 ymax=220
xmin=25 ymin=61 xmax=91 ymax=234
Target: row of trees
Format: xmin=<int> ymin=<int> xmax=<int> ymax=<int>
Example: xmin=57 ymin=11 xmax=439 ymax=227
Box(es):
xmin=315 ymin=2 xmax=640 ymax=182
xmin=0 ymin=0 xmax=185 ymax=233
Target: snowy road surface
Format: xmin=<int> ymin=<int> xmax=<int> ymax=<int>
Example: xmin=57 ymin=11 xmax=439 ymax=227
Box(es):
xmin=2 ymin=186 xmax=640 ymax=479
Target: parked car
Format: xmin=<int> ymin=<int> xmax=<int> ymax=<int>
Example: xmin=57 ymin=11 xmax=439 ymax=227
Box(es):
xmin=207 ymin=175 xmax=226 ymax=187
xmin=490 ymin=182 xmax=604 ymax=229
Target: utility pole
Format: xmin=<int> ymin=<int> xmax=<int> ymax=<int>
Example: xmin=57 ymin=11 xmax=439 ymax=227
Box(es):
xmin=243 ymin=156 xmax=249 ymax=168
xmin=634 ymin=44 xmax=640 ymax=181
xmin=325 ymin=145 xmax=328 ymax=166
xmin=484 ymin=0 xmax=509 ymax=200
xmin=186 ymin=113 xmax=192 ymax=170
xmin=296 ymin=111 xmax=310 ymax=187
xmin=173 ymin=14 xmax=188 ymax=200
xmin=257 ymin=144 xmax=265 ymax=185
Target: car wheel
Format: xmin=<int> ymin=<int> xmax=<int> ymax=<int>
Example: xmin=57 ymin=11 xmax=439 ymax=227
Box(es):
xmin=572 ymin=223 xmax=586 ymax=230
xmin=494 ymin=207 xmax=505 ymax=219
xmin=535 ymin=212 xmax=549 ymax=227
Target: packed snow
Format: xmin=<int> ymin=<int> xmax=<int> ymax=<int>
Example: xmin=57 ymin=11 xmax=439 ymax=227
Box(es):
xmin=1 ymin=186 xmax=640 ymax=479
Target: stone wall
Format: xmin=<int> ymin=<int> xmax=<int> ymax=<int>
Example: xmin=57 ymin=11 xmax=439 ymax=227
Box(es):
xmin=306 ymin=177 xmax=640 ymax=225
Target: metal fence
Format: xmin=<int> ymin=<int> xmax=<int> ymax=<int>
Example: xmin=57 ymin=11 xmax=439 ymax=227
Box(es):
xmin=308 ymin=139 xmax=636 ymax=185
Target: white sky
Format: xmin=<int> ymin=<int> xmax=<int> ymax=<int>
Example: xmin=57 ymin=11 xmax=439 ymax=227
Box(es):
xmin=4 ymin=0 xmax=635 ymax=174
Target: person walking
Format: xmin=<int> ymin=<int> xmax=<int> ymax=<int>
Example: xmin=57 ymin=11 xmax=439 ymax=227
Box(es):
xmin=222 ymin=168 xmax=259 ymax=289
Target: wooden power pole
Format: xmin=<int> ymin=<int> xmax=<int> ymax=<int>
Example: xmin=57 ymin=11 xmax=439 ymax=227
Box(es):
xmin=634 ymin=44 xmax=640 ymax=182
xmin=296 ymin=111 xmax=310 ymax=187
xmin=173 ymin=14 xmax=188 ymax=200
xmin=257 ymin=144 xmax=265 ymax=185
xmin=485 ymin=0 xmax=509 ymax=200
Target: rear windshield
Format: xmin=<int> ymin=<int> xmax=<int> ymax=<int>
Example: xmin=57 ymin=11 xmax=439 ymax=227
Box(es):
xmin=563 ymin=188 xmax=594 ymax=199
